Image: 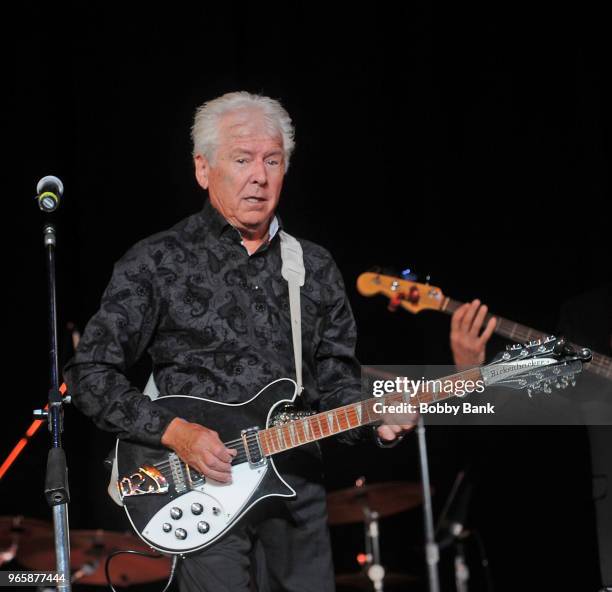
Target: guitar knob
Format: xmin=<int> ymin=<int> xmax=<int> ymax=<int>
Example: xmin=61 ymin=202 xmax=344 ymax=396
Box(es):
xmin=162 ymin=523 xmax=172 ymax=533
xmin=197 ymin=521 xmax=210 ymax=534
xmin=175 ymin=528 xmax=187 ymax=540
xmin=191 ymin=503 xmax=204 ymax=515
xmin=170 ymin=507 xmax=183 ymax=520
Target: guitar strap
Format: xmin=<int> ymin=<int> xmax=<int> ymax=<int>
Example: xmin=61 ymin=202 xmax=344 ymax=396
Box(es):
xmin=108 ymin=229 xmax=305 ymax=505
xmin=279 ymin=229 xmax=305 ymax=395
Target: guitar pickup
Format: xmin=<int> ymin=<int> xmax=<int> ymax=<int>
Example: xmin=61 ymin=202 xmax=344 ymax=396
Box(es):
xmin=118 ymin=465 xmax=169 ymax=498
xmin=241 ymin=427 xmax=266 ymax=468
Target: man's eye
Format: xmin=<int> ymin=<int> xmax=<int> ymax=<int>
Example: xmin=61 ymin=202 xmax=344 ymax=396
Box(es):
xmin=266 ymin=160 xmax=279 ymax=166
xmin=236 ymin=158 xmax=247 ymax=164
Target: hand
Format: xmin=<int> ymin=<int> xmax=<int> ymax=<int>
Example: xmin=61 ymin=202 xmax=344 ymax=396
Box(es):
xmin=161 ymin=417 xmax=237 ymax=483
xmin=376 ymin=415 xmax=418 ymax=443
xmin=450 ymin=299 xmax=496 ymax=366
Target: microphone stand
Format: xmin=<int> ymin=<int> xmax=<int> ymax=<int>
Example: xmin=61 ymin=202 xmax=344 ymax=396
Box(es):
xmin=416 ymin=416 xmax=440 ymax=592
xmin=34 ymin=220 xmax=72 ymax=591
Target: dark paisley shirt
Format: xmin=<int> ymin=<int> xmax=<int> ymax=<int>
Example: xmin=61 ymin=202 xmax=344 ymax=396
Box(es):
xmin=62 ymin=199 xmax=365 ymax=447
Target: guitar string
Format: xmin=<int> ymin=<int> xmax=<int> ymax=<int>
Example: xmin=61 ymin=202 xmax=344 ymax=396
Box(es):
xmin=152 ymin=409 xmax=365 ymax=473
xmin=150 ymin=350 xmax=608 ymax=476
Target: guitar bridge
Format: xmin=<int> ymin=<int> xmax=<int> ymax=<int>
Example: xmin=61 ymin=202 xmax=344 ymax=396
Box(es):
xmin=241 ymin=427 xmax=266 ymax=468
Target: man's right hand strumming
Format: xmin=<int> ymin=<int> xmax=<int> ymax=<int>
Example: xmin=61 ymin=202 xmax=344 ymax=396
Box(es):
xmin=161 ymin=417 xmax=237 ymax=483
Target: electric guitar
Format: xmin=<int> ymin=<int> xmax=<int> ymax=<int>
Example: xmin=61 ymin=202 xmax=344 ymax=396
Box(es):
xmin=116 ymin=337 xmax=590 ymax=555
xmin=357 ymin=271 xmax=612 ymax=381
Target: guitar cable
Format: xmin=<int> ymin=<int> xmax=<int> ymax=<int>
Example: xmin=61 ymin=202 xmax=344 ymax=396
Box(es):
xmin=104 ymin=549 xmax=179 ymax=592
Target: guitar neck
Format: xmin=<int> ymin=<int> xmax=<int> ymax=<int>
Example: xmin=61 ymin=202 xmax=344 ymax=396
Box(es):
xmin=258 ymin=368 xmax=483 ymax=457
xmin=441 ymin=298 xmax=612 ymax=380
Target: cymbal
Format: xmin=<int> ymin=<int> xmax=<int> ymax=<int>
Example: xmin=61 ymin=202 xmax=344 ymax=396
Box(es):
xmin=327 ymin=481 xmax=426 ymax=525
xmin=18 ymin=528 xmax=172 ymax=586
xmin=336 ymin=571 xmax=418 ymax=590
xmin=0 ymin=516 xmax=53 ymax=550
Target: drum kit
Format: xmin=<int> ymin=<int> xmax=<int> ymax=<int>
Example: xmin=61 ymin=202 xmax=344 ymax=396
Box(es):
xmin=0 ymin=516 xmax=172 ymax=587
xmin=327 ymin=478 xmax=425 ymax=591
xmin=2 ymin=479 xmax=423 ymax=589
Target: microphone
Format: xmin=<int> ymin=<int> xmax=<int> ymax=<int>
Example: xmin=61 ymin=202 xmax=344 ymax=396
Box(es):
xmin=36 ymin=175 xmax=64 ymax=212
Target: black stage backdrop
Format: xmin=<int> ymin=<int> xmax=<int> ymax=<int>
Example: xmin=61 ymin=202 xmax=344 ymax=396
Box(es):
xmin=4 ymin=4 xmax=610 ymax=591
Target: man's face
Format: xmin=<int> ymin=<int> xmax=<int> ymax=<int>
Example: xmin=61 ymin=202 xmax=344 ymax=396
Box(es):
xmin=194 ymin=109 xmax=286 ymax=236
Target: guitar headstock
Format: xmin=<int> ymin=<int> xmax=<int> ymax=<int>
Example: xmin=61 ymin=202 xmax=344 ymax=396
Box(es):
xmin=356 ymin=271 xmax=446 ymax=314
xmin=483 ymin=336 xmax=592 ymax=396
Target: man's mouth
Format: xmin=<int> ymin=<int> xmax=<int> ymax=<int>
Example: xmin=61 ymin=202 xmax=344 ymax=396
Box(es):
xmin=244 ymin=196 xmax=266 ymax=203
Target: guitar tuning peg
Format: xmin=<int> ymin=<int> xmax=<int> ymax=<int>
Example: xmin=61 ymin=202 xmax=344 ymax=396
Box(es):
xmin=543 ymin=382 xmax=552 ymax=394
xmin=387 ymin=293 xmax=403 ymax=313
xmin=400 ymin=268 xmax=418 ymax=281
xmin=425 ymin=274 xmax=431 ymax=284
xmin=527 ymin=388 xmax=533 ymax=397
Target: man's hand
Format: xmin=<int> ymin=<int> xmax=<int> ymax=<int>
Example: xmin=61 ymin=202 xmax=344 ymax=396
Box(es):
xmin=376 ymin=423 xmax=416 ymax=442
xmin=450 ymin=299 xmax=496 ymax=366
xmin=161 ymin=417 xmax=237 ymax=483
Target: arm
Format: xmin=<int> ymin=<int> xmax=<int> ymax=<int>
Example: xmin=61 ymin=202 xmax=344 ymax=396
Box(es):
xmin=63 ymin=242 xmax=235 ymax=480
xmin=314 ymin=255 xmax=414 ymax=445
xmin=62 ymin=242 xmax=177 ymax=446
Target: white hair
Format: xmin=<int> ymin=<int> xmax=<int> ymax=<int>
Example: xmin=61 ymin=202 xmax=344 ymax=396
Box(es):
xmin=191 ymin=91 xmax=296 ymax=171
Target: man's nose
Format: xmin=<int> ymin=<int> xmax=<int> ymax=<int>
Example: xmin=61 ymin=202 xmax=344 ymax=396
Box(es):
xmin=250 ymin=159 xmax=267 ymax=185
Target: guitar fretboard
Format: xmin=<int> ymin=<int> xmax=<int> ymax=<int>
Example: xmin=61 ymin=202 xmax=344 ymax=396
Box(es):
xmin=441 ymin=298 xmax=612 ymax=380
xmin=258 ymin=368 xmax=482 ymax=457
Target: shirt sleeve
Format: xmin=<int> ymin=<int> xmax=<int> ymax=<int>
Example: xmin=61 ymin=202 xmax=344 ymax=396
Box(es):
xmin=313 ymin=253 xmax=373 ymax=445
xmin=62 ymin=242 xmax=177 ymax=446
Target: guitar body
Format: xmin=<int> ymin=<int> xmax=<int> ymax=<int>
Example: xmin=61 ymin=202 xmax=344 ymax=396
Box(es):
xmin=116 ymin=378 xmax=298 ymax=555
xmin=113 ymin=335 xmax=588 ymax=556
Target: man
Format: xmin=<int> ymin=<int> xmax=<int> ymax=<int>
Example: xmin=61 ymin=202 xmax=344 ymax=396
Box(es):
xmin=63 ymin=91 xmax=416 ymax=592
xmin=63 ymin=90 xmax=496 ymax=590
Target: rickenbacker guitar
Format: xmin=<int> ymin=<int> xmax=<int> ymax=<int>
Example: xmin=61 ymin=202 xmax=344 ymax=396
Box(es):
xmin=116 ymin=338 xmax=589 ymax=555
xmin=357 ymin=271 xmax=612 ymax=381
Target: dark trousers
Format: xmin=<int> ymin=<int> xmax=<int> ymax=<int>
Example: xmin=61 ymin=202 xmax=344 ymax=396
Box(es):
xmin=177 ymin=490 xmax=335 ymax=592
xmin=589 ymin=426 xmax=612 ymax=588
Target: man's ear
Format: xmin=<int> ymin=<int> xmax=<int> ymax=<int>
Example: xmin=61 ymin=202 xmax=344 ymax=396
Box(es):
xmin=194 ymin=154 xmax=210 ymax=190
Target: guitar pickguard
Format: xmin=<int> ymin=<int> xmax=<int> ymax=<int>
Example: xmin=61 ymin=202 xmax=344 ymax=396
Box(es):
xmin=140 ymin=461 xmax=268 ymax=552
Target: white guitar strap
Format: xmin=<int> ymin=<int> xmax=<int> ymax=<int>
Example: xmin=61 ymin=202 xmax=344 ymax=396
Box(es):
xmin=109 ymin=228 xmax=305 ymax=505
xmin=279 ymin=229 xmax=305 ymax=395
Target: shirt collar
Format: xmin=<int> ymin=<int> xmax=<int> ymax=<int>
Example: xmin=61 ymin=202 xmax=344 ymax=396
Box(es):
xmin=198 ymin=198 xmax=282 ymax=242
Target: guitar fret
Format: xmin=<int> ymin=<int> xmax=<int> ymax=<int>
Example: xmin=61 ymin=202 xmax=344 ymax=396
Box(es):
xmin=344 ymin=407 xmax=352 ymax=429
xmin=282 ymin=426 xmax=291 ymax=449
xmin=316 ymin=415 xmax=325 ymax=438
xmin=355 ymin=404 xmax=362 ymax=424
xmin=267 ymin=430 xmax=275 ymax=454
xmin=261 ymin=430 xmax=270 ymax=455
xmin=273 ymin=427 xmax=282 ymax=451
xmin=294 ymin=420 xmax=304 ymax=444
xmin=303 ymin=418 xmax=311 ymax=441
xmin=308 ymin=416 xmax=318 ymax=440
